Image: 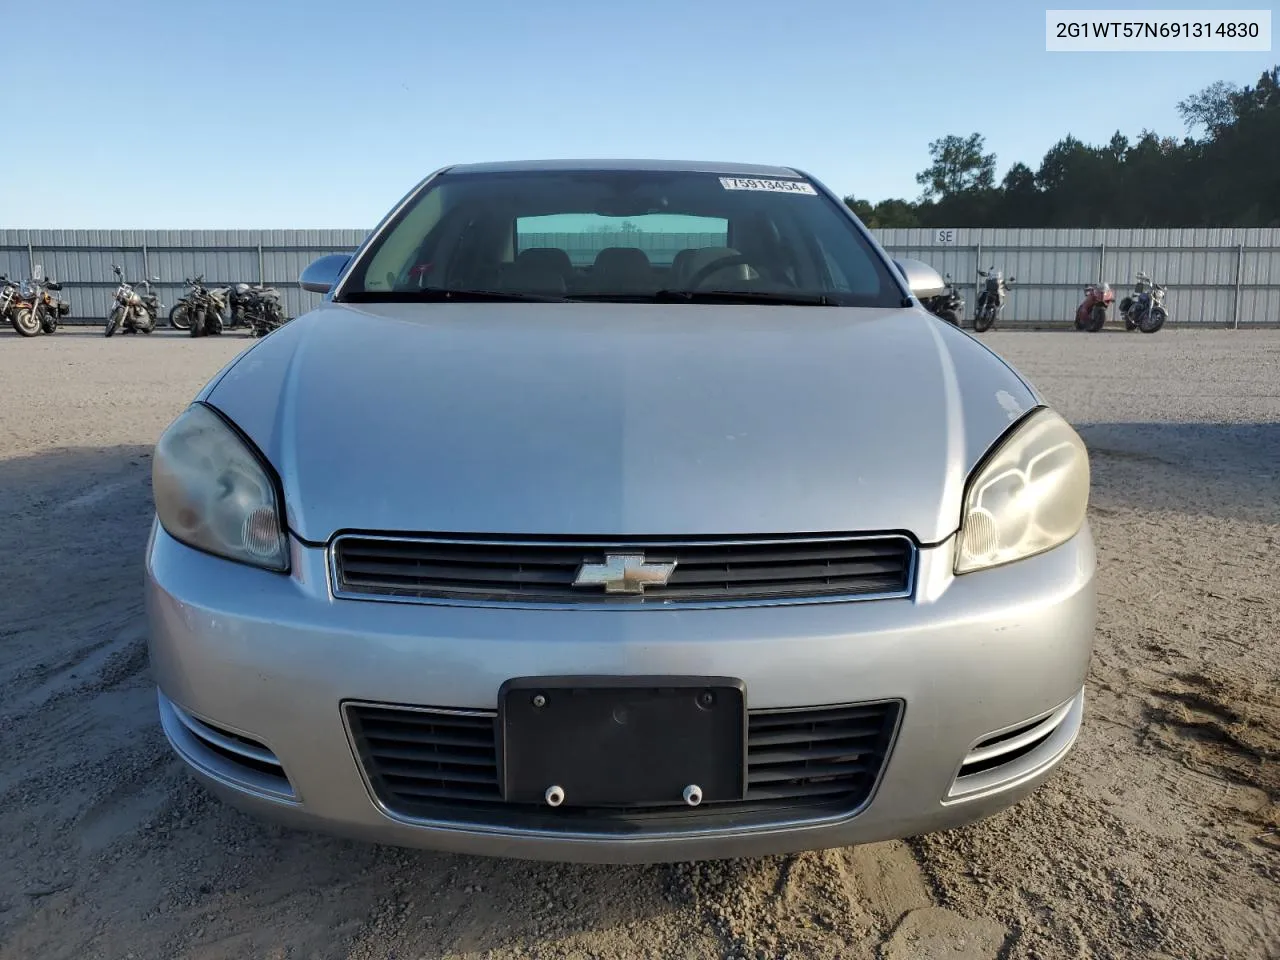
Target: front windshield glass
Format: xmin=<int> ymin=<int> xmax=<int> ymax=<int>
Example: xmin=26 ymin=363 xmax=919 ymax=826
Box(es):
xmin=341 ymin=169 xmax=904 ymax=307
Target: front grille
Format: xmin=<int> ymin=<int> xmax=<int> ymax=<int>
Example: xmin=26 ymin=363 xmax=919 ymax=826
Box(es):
xmin=345 ymin=699 xmax=901 ymax=834
xmin=332 ymin=533 xmax=915 ymax=606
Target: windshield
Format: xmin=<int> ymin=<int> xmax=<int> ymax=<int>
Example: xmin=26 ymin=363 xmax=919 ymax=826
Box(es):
xmin=339 ymin=169 xmax=904 ymax=307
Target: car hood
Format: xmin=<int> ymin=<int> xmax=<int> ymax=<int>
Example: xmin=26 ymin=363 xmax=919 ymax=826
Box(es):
xmin=204 ymin=302 xmax=1040 ymax=544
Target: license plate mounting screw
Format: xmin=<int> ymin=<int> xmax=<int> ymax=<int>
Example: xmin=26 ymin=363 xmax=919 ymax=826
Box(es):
xmin=532 ymin=693 xmax=547 ymax=708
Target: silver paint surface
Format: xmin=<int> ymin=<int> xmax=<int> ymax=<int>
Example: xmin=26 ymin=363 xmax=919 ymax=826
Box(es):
xmin=207 ymin=303 xmax=1037 ymax=544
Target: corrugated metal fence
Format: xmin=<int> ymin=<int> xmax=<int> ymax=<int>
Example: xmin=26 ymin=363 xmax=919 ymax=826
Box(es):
xmin=0 ymin=230 xmax=368 ymax=323
xmin=877 ymin=228 xmax=1280 ymax=328
xmin=3 ymin=227 xmax=1278 ymax=327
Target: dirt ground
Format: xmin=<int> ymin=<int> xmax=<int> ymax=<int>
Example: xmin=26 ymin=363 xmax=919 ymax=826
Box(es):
xmin=0 ymin=326 xmax=1277 ymax=960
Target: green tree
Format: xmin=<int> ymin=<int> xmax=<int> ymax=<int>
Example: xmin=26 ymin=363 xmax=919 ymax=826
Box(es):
xmin=843 ymin=196 xmax=876 ymax=224
xmin=915 ymin=133 xmax=996 ymax=200
xmin=1177 ymin=80 xmax=1241 ymax=138
xmin=849 ymin=64 xmax=1279 ymax=228
xmin=872 ymin=199 xmax=921 ymax=228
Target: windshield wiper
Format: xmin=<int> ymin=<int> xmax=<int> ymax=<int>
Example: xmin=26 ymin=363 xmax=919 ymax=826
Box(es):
xmin=646 ymin=289 xmax=840 ymax=306
xmin=341 ymin=287 xmax=567 ymax=304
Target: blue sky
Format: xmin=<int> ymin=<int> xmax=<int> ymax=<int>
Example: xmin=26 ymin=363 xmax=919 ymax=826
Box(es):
xmin=3 ymin=0 xmax=1274 ymax=228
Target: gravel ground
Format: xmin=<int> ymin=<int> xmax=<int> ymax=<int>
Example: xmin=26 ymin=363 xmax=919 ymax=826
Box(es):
xmin=0 ymin=326 xmax=1277 ymax=960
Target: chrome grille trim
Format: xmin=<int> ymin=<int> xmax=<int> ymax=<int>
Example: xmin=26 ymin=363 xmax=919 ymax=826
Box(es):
xmin=171 ymin=703 xmax=281 ymax=767
xmin=158 ymin=691 xmax=297 ymax=803
xmin=945 ymin=690 xmax=1084 ymax=803
xmin=327 ymin=532 xmax=918 ymax=609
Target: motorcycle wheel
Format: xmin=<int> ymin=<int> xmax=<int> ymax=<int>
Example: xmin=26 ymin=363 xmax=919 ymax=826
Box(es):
xmin=189 ymin=313 xmax=205 ymax=338
xmin=937 ymin=308 xmax=959 ymax=326
xmin=972 ymin=308 xmax=995 ymax=333
xmin=1139 ymin=306 xmax=1167 ymax=334
xmin=1088 ymin=305 xmax=1107 ymax=332
xmin=168 ymin=303 xmax=191 ymax=330
xmin=104 ymin=307 xmax=121 ymax=337
xmin=41 ymin=317 xmax=58 ymax=334
xmin=1124 ymin=313 xmax=1137 ymax=331
xmin=12 ymin=307 xmax=40 ymax=337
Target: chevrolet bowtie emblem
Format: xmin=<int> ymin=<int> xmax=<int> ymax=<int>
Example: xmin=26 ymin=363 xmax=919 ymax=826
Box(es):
xmin=572 ymin=554 xmax=677 ymax=594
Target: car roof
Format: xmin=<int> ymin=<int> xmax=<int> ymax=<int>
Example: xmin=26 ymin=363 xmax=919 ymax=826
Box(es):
xmin=441 ymin=158 xmax=808 ymax=178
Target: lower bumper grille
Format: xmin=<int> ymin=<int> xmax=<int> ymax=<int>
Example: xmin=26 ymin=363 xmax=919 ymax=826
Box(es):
xmin=345 ymin=699 xmax=901 ymax=834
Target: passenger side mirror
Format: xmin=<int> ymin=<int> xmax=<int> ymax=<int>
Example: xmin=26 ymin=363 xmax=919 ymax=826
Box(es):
xmin=893 ymin=258 xmax=947 ymax=300
xmin=300 ymin=253 xmax=352 ymax=294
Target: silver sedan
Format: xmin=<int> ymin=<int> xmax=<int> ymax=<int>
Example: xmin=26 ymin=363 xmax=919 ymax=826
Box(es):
xmin=146 ymin=160 xmax=1096 ymax=864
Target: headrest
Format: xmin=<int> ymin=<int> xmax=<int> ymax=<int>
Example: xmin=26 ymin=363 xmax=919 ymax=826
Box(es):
xmin=593 ymin=247 xmax=651 ymax=274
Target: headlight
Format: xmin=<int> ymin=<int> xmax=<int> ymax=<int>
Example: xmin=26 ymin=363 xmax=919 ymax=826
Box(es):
xmin=152 ymin=403 xmax=289 ymax=571
xmin=955 ymin=408 xmax=1090 ymax=574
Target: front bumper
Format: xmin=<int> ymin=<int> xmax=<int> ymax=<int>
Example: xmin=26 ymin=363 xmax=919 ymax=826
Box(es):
xmin=145 ymin=521 xmax=1097 ymax=863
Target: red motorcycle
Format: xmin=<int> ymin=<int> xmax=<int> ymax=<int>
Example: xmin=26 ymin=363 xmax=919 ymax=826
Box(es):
xmin=1075 ymin=282 xmax=1114 ymax=332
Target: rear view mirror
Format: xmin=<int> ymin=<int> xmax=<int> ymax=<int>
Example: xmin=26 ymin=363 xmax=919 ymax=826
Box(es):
xmin=300 ymin=254 xmax=352 ymax=294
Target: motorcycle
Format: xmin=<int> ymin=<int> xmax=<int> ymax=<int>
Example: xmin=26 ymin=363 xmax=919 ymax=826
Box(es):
xmin=9 ymin=274 xmax=67 ymax=337
xmin=232 ymin=283 xmax=287 ymax=337
xmin=173 ymin=276 xmax=229 ymax=335
xmin=1118 ymin=272 xmax=1168 ymax=334
xmin=104 ymin=264 xmax=161 ymax=336
xmin=0 ymin=275 xmax=27 ymax=334
xmin=972 ymin=266 xmax=1015 ymax=333
xmin=921 ymin=272 xmax=965 ymax=327
xmin=1075 ymin=282 xmax=1115 ymax=332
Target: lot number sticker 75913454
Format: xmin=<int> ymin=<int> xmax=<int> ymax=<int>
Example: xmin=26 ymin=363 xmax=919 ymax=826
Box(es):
xmin=719 ymin=177 xmax=818 ymax=195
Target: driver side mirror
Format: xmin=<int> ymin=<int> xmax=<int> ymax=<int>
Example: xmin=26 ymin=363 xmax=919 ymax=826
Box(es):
xmin=893 ymin=259 xmax=947 ymax=300
xmin=300 ymin=254 xmax=352 ymax=294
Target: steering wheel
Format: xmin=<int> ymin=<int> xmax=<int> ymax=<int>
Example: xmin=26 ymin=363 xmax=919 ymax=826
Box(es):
xmin=684 ymin=254 xmax=755 ymax=290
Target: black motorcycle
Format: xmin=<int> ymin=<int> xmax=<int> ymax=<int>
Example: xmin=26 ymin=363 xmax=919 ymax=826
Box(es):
xmin=0 ymin=275 xmax=26 ymax=334
xmin=972 ymin=266 xmax=1015 ymax=334
xmin=179 ymin=276 xmax=229 ymax=337
xmin=1118 ymin=272 xmax=1169 ymax=334
xmin=921 ymin=273 xmax=965 ymax=327
xmin=232 ymin=283 xmax=287 ymax=337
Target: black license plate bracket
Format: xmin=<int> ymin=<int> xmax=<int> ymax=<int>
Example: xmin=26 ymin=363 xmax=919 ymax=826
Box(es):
xmin=498 ymin=676 xmax=746 ymax=807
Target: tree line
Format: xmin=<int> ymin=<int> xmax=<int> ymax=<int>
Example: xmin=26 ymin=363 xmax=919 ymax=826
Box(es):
xmin=843 ymin=65 xmax=1280 ymax=228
